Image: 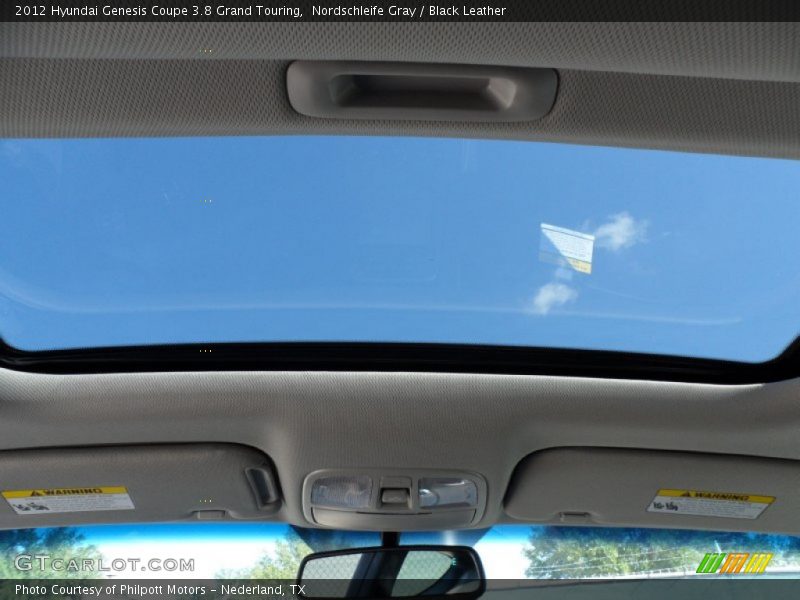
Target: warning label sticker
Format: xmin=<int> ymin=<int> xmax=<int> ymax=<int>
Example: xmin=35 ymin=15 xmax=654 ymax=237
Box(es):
xmin=647 ymin=488 xmax=774 ymax=520
xmin=539 ymin=223 xmax=595 ymax=274
xmin=2 ymin=486 xmax=135 ymax=515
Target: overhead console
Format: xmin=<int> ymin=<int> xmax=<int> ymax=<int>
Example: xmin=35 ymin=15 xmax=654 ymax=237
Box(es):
xmin=505 ymin=448 xmax=800 ymax=534
xmin=0 ymin=444 xmax=280 ymax=529
xmin=302 ymin=469 xmax=487 ymax=530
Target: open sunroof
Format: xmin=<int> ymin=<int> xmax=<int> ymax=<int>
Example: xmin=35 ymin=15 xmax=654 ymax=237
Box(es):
xmin=2 ymin=135 xmax=799 ymax=363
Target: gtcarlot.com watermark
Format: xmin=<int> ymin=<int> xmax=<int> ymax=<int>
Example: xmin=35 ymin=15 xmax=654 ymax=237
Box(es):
xmin=15 ymin=554 xmax=195 ymax=573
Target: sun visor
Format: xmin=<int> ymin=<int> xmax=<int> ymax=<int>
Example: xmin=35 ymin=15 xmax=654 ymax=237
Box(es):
xmin=0 ymin=444 xmax=280 ymax=529
xmin=505 ymin=448 xmax=800 ymax=534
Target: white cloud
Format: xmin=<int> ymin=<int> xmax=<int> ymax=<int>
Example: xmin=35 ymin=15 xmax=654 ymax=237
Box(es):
xmin=530 ymin=282 xmax=578 ymax=315
xmin=594 ymin=212 xmax=648 ymax=251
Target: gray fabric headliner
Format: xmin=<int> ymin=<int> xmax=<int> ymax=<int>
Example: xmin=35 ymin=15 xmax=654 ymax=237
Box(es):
xmin=3 ymin=58 xmax=800 ymax=159
xmin=2 ymin=22 xmax=800 ymax=158
xmin=1 ymin=368 xmax=799 ymax=531
xmin=3 ymin=23 xmax=800 ymax=82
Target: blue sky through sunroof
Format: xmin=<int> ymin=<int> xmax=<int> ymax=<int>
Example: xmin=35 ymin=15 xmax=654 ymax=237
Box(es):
xmin=1 ymin=136 xmax=799 ymax=361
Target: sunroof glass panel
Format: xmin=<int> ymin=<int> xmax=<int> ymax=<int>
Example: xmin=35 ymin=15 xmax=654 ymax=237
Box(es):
xmin=2 ymin=136 xmax=799 ymax=361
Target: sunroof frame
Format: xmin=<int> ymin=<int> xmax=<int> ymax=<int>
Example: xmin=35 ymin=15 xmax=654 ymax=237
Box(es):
xmin=1 ymin=338 xmax=798 ymax=384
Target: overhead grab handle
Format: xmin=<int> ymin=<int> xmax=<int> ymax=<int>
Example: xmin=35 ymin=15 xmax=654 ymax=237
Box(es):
xmin=287 ymin=61 xmax=558 ymax=122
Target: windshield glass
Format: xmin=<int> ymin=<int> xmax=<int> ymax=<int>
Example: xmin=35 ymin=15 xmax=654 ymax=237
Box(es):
xmin=3 ymin=136 xmax=800 ymax=361
xmin=3 ymin=523 xmax=798 ymax=581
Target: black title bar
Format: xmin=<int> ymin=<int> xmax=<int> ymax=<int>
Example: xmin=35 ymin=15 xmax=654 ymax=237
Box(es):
xmin=4 ymin=0 xmax=800 ymax=22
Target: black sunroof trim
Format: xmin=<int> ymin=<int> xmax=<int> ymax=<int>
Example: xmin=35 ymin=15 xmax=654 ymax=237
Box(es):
xmin=1 ymin=339 xmax=798 ymax=384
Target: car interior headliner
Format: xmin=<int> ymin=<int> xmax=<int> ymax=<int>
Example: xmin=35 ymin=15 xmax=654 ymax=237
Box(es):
xmin=1 ymin=21 xmax=799 ymax=535
xmin=1 ymin=22 xmax=800 ymax=159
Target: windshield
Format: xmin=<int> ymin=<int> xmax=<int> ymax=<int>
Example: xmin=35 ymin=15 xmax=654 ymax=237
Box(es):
xmin=3 ymin=523 xmax=799 ymax=580
xmin=2 ymin=136 xmax=800 ymax=361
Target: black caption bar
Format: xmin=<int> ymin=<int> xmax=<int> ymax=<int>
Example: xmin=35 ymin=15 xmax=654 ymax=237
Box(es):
xmin=3 ymin=0 xmax=800 ymax=22
xmin=5 ymin=579 xmax=800 ymax=599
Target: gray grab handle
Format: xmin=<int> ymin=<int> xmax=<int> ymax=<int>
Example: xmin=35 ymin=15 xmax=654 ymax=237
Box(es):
xmin=287 ymin=61 xmax=558 ymax=122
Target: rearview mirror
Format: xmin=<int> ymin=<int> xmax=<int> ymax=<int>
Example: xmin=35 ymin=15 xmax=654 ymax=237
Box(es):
xmin=297 ymin=546 xmax=485 ymax=599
